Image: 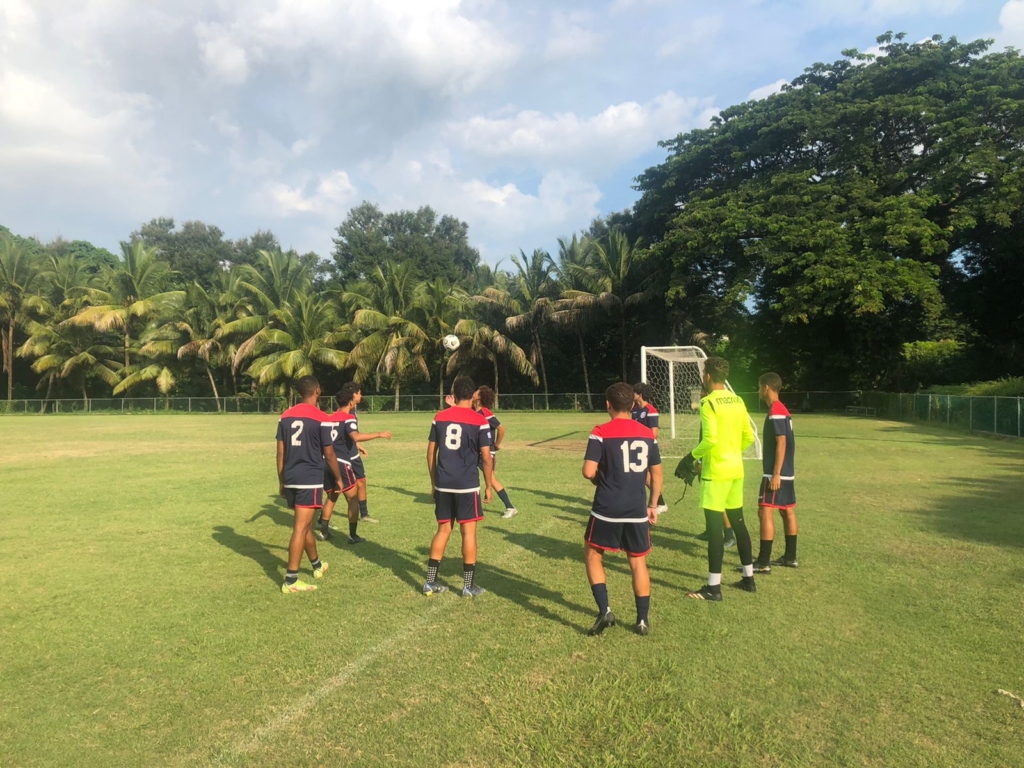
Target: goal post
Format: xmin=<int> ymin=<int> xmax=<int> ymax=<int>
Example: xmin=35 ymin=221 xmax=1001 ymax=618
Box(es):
xmin=641 ymin=346 xmax=762 ymax=460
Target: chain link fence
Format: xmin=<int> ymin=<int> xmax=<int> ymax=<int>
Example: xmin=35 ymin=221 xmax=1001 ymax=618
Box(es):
xmin=861 ymin=392 xmax=1023 ymax=438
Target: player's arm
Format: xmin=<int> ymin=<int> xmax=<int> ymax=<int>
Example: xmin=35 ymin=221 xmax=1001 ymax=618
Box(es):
xmin=426 ymin=440 xmax=438 ymax=497
xmin=322 ymin=443 xmax=344 ymax=490
xmin=651 ymin=426 xmax=659 ymax=440
xmin=770 ymin=434 xmax=786 ymax=491
xmin=480 ymin=445 xmax=494 ymax=503
xmin=647 ymin=464 xmax=663 ymax=524
xmin=276 ymin=440 xmax=285 ymax=496
xmin=352 ymin=429 xmax=392 ymax=442
xmin=582 ymin=459 xmax=599 ymax=486
xmin=494 ymin=423 xmax=505 ymax=449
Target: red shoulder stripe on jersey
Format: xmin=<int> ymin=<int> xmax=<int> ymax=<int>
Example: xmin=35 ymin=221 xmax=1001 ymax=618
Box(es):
xmin=479 ymin=407 xmax=494 ymax=418
xmin=769 ymin=400 xmax=791 ymax=417
xmin=281 ymin=403 xmax=329 ymax=421
xmin=329 ymin=409 xmax=357 ymax=423
xmin=646 ymin=404 xmax=659 ymax=415
xmin=593 ymin=418 xmax=656 ymax=440
xmin=434 ymin=406 xmax=489 ymax=426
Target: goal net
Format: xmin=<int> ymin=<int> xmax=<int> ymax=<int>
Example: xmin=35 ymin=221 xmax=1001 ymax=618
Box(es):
xmin=641 ymin=346 xmax=762 ymax=460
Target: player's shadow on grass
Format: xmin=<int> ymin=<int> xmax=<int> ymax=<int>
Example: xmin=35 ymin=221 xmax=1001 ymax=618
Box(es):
xmin=212 ymin=525 xmax=285 ymax=584
xmin=918 ymin=468 xmax=1024 ymax=551
xmin=246 ymin=497 xmax=293 ymax=528
xmin=339 ymin=539 xmax=424 ymax=591
xmin=380 ymin=485 xmax=434 ymax=505
xmin=478 ymin=562 xmax=594 ymax=633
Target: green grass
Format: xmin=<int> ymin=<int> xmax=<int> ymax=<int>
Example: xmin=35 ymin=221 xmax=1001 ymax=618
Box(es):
xmin=1 ymin=412 xmax=1022 ymax=767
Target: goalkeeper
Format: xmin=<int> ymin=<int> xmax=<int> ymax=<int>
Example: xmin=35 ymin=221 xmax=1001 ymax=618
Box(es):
xmin=680 ymin=357 xmax=758 ymax=601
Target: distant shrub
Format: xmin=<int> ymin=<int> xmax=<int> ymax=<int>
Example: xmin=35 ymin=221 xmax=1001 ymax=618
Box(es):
xmin=924 ymin=377 xmax=1024 ymax=397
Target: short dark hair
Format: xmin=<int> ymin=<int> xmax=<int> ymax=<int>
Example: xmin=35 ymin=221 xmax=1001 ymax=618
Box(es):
xmin=606 ymin=382 xmax=634 ymax=413
xmin=337 ymin=381 xmax=361 ymax=407
xmin=758 ymin=372 xmax=783 ymax=392
xmin=476 ymin=385 xmax=496 ymax=409
xmin=704 ymin=357 xmax=730 ymax=384
xmin=296 ymin=375 xmax=319 ymax=397
xmin=452 ymin=375 xmax=475 ymax=402
xmin=632 ymin=382 xmax=654 ymax=403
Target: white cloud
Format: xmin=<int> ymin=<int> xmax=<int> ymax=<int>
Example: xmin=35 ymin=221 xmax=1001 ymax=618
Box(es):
xmin=196 ymin=22 xmax=249 ymax=85
xmin=545 ymin=14 xmax=602 ymax=60
xmin=262 ymin=170 xmax=358 ymax=217
xmin=657 ymin=15 xmax=724 ymax=58
xmin=748 ymin=78 xmax=787 ymax=101
xmin=996 ymin=0 xmax=1024 ymax=49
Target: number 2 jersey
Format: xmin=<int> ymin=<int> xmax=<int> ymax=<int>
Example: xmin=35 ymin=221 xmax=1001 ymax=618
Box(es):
xmin=585 ymin=418 xmax=662 ymax=521
xmin=276 ymin=404 xmax=334 ymax=488
xmin=429 ymin=406 xmax=493 ymax=493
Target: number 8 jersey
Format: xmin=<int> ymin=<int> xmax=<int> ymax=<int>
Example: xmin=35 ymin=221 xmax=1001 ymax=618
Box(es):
xmin=585 ymin=418 xmax=662 ymax=520
xmin=429 ymin=406 xmax=493 ymax=492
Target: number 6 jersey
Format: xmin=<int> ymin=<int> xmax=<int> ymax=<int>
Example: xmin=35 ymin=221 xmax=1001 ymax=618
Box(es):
xmin=429 ymin=406 xmax=493 ymax=493
xmin=585 ymin=418 xmax=662 ymax=520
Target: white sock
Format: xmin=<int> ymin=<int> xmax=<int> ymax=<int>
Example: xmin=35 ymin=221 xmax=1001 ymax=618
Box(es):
xmin=708 ymin=572 xmax=722 ymax=587
xmin=743 ymin=564 xmax=754 ymax=578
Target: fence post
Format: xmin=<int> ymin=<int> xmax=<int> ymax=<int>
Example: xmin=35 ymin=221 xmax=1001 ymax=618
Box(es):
xmin=969 ymin=397 xmax=973 ymax=431
xmin=188 ymin=397 xmax=192 ymax=413
xmin=946 ymin=396 xmax=950 ymax=425
xmin=994 ymin=397 xmax=998 ymax=435
xmin=1018 ymin=397 xmax=1021 ymax=438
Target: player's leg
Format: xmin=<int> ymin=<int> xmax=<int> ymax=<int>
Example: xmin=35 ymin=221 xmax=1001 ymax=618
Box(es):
xmin=356 ymin=473 xmax=377 ymax=523
xmin=317 ymin=491 xmax=338 ymax=541
xmin=344 ymin=484 xmax=364 ymax=544
xmin=457 ymin=493 xmax=485 ymax=596
xmin=425 ymin=493 xmax=455 ymax=594
xmin=726 ymin=502 xmax=756 ymax=593
xmin=584 ymin=517 xmax=618 ymax=633
xmin=772 ymin=505 xmax=799 ymax=567
xmin=284 ymin=494 xmax=320 ymax=592
xmin=493 ymin=473 xmax=518 ymax=518
xmin=625 ymin=522 xmax=652 ymax=635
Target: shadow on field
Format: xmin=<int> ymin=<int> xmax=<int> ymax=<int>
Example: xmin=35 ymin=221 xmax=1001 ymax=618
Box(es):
xmin=380 ymin=485 xmax=434 ymax=505
xmin=477 ymin=562 xmax=593 ymax=633
xmin=915 ymin=464 xmax=1024 ymax=551
xmin=212 ymin=525 xmax=286 ymax=583
xmin=246 ymin=497 xmax=293 ymax=527
xmin=343 ymin=539 xmax=425 ymax=590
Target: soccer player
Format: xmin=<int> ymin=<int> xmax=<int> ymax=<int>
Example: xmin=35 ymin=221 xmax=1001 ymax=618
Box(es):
xmin=632 ymin=383 xmax=668 ymax=513
xmin=473 ymin=385 xmax=518 ymax=519
xmin=584 ymin=382 xmax=663 ymax=636
xmin=679 ymin=357 xmax=757 ymax=601
xmin=752 ymin=372 xmax=798 ymax=571
xmin=276 ymin=375 xmax=344 ymax=593
xmin=316 ymin=382 xmax=392 ymax=545
xmin=423 ymin=376 xmax=494 ymax=597
xmin=348 ymin=383 xmax=389 ymax=524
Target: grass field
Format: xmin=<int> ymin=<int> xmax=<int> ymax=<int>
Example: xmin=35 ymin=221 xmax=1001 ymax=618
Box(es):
xmin=1 ymin=412 xmax=1022 ymax=767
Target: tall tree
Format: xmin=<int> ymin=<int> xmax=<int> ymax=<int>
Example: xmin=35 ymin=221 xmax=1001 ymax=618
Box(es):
xmin=446 ymin=319 xmax=538 ymax=405
xmin=551 ymin=234 xmax=598 ymax=409
xmin=0 ymin=237 xmax=42 ymax=400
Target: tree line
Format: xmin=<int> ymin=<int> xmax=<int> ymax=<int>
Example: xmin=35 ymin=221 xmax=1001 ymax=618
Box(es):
xmin=3 ymin=33 xmax=1023 ymax=406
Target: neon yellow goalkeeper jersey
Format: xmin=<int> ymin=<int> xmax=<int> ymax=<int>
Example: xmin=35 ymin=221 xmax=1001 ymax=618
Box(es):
xmin=691 ymin=389 xmax=755 ymax=480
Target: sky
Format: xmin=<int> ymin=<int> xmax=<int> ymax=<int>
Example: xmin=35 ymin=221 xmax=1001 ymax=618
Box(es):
xmin=2 ymin=0 xmax=1023 ymax=264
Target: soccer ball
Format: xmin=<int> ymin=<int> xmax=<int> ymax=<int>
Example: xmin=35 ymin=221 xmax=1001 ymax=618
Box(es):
xmin=442 ymin=334 xmax=461 ymax=352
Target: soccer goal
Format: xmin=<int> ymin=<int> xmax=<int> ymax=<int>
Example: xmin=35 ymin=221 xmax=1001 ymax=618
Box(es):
xmin=641 ymin=346 xmax=762 ymax=460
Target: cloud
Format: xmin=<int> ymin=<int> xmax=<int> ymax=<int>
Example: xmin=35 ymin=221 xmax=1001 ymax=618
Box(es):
xmin=748 ymin=78 xmax=788 ymax=101
xmin=196 ymin=22 xmax=249 ymax=85
xmin=545 ymin=20 xmax=602 ymax=60
xmin=997 ymin=0 xmax=1024 ymax=49
xmin=261 ymin=170 xmax=358 ymax=218
xmin=657 ymin=15 xmax=724 ymax=58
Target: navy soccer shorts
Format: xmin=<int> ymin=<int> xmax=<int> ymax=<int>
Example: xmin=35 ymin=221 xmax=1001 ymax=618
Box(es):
xmin=324 ymin=461 xmax=357 ymax=494
xmin=434 ymin=491 xmax=483 ymax=525
xmin=585 ymin=514 xmax=651 ymax=557
xmin=284 ymin=487 xmax=324 ymax=510
xmin=351 ymin=457 xmax=366 ymax=481
xmin=757 ymin=477 xmax=796 ymax=509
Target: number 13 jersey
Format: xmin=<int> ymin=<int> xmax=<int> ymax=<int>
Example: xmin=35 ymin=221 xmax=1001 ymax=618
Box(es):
xmin=429 ymin=406 xmax=493 ymax=493
xmin=585 ymin=418 xmax=662 ymax=520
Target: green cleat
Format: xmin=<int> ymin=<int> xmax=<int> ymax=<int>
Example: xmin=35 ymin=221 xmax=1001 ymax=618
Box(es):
xmin=281 ymin=580 xmax=317 ymax=594
xmin=313 ymin=562 xmax=329 ymax=579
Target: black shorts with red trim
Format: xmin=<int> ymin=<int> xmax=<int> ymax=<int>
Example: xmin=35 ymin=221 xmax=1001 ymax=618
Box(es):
xmin=757 ymin=477 xmax=796 ymax=509
xmin=324 ymin=461 xmax=357 ymax=494
xmin=434 ymin=490 xmax=483 ymax=525
xmin=351 ymin=457 xmax=366 ymax=480
xmin=584 ymin=514 xmax=651 ymax=557
xmin=284 ymin=486 xmax=324 ymax=510
xmin=477 ymin=450 xmax=498 ymax=472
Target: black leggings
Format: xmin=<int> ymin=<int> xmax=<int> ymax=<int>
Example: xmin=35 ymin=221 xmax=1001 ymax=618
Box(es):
xmin=705 ymin=508 xmax=753 ymax=574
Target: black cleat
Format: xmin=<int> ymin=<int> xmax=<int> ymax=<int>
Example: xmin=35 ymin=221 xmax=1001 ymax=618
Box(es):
xmin=588 ymin=609 xmax=617 ymax=636
xmin=314 ymin=520 xmax=332 ymax=541
xmin=634 ymin=620 xmax=650 ymax=636
xmin=770 ymin=556 xmax=799 ymax=568
xmin=687 ymin=585 xmax=723 ymax=601
xmin=723 ymin=533 xmax=736 ymax=549
xmin=734 ymin=576 xmax=757 ymax=593
xmin=347 ymin=534 xmax=366 ymax=545
xmin=695 ymin=530 xmax=710 ymax=541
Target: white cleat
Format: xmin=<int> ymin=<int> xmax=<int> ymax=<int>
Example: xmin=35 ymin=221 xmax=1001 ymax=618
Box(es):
xmin=501 ymin=507 xmax=519 ymax=519
xmin=656 ymin=504 xmax=669 ymax=514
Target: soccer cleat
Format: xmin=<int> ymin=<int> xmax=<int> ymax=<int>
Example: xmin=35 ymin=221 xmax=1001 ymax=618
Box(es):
xmin=314 ymin=520 xmax=332 ymax=541
xmin=348 ymin=534 xmax=366 ymax=545
xmin=734 ymin=576 xmax=757 ymax=593
xmin=687 ymin=585 xmax=723 ymax=601
xmin=360 ymin=514 xmax=379 ymax=523
xmin=634 ymin=619 xmax=650 ymax=636
xmin=313 ymin=562 xmax=330 ymax=579
xmin=588 ymin=609 xmax=617 ymax=636
xmin=281 ymin=580 xmax=317 ymax=594
xmin=723 ymin=533 xmax=736 ymax=549
xmin=501 ymin=507 xmax=519 ymax=519
xmin=461 ymin=584 xmax=486 ymax=598
xmin=656 ymin=504 xmax=669 ymax=514
xmin=770 ymin=556 xmax=799 ymax=568
xmin=423 ymin=581 xmax=449 ymax=596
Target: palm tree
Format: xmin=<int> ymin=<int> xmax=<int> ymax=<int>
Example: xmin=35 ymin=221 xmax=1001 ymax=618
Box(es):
xmin=477 ymin=249 xmax=556 ymax=408
xmin=446 ymin=319 xmax=538 ymax=406
xmin=552 ymin=234 xmax=597 ymax=409
xmin=345 ymin=261 xmax=429 ymax=410
xmin=564 ymin=231 xmax=648 ymax=381
xmin=414 ymin=278 xmax=469 ymax=407
xmin=0 ymin=237 xmax=43 ymax=400
xmin=66 ymin=241 xmax=183 ymax=369
xmin=17 ymin=318 xmax=121 ymax=406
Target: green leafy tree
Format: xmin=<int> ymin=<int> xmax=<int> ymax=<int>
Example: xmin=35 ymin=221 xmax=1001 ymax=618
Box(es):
xmin=17 ymin=318 xmax=120 ymax=406
xmin=446 ymin=319 xmax=538 ymax=405
xmin=551 ymin=234 xmax=597 ymax=408
xmin=0 ymin=237 xmax=43 ymax=400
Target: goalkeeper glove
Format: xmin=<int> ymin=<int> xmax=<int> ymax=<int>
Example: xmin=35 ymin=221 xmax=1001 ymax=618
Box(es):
xmin=674 ymin=452 xmax=700 ymax=487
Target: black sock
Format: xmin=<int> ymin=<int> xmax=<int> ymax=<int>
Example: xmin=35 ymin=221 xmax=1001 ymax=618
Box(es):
xmin=785 ymin=534 xmax=798 ymax=560
xmin=317 ymin=514 xmax=327 ymax=527
xmin=758 ymin=539 xmax=773 ymax=564
xmin=349 ymin=520 xmax=358 ymax=538
xmin=635 ymin=594 xmax=650 ymax=624
xmin=657 ymin=493 xmax=665 ymax=506
xmin=359 ymin=500 xmax=368 ymax=517
xmin=285 ymin=570 xmax=298 ymax=585
xmin=427 ymin=558 xmax=440 ymax=583
xmin=705 ymin=510 xmax=725 ymax=575
xmin=463 ymin=563 xmax=476 ymax=590
xmin=310 ymin=558 xmax=321 ymax=570
xmin=497 ymin=488 xmax=513 ymax=508
xmin=726 ymin=508 xmax=753 ymax=566
xmin=591 ymin=583 xmax=609 ymax=614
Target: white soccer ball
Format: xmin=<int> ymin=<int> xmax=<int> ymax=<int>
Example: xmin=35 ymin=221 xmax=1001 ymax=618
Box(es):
xmin=442 ymin=334 xmax=461 ymax=352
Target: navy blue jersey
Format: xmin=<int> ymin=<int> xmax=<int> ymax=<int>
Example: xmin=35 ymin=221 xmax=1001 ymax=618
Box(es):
xmin=429 ymin=406 xmax=492 ymax=492
xmin=584 ymin=418 xmax=662 ymax=521
xmin=478 ymin=407 xmax=500 ymax=451
xmin=762 ymin=400 xmax=795 ymax=478
xmin=276 ymin=404 xmax=334 ymax=488
xmin=631 ymin=403 xmax=660 ymax=431
xmin=326 ymin=409 xmax=359 ymax=463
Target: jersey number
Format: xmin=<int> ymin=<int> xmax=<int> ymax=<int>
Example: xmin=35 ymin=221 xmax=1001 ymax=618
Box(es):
xmin=620 ymin=441 xmax=649 ymax=473
xmin=445 ymin=424 xmax=463 ymax=450
xmin=290 ymin=422 xmax=304 ymax=446
xmin=330 ymin=427 xmax=339 ymax=442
